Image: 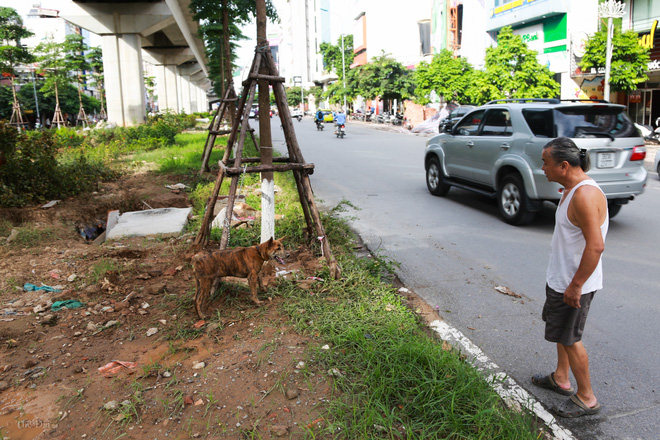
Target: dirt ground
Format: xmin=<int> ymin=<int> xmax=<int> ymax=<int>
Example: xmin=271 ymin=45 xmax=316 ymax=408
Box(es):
xmin=0 ymin=170 xmax=351 ymax=439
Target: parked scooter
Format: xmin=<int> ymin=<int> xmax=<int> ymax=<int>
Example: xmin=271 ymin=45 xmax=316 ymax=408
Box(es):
xmin=392 ymin=112 xmax=404 ymax=125
xmin=636 ymin=118 xmax=660 ymax=144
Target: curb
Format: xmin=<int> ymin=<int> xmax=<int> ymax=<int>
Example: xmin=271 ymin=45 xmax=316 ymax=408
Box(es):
xmin=430 ymin=320 xmax=576 ymax=440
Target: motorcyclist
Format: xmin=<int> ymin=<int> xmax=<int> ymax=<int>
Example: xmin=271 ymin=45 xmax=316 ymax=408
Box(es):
xmin=315 ymin=109 xmax=324 ymax=128
xmin=334 ymin=110 xmax=346 ymax=133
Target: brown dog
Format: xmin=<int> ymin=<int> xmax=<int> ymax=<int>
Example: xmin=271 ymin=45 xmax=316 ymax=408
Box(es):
xmin=191 ymin=237 xmax=287 ymax=318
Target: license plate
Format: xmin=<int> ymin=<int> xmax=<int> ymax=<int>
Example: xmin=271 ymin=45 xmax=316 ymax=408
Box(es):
xmin=597 ymin=152 xmax=615 ymax=168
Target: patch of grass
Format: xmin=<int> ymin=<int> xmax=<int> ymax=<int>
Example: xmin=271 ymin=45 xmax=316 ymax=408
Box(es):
xmin=267 ymin=200 xmax=544 ymax=439
xmin=5 ymin=225 xmax=57 ymax=248
xmin=88 ymin=257 xmax=123 ymax=285
xmin=131 ymin=132 xmax=222 ymax=174
xmin=0 ymin=218 xmax=12 ymax=237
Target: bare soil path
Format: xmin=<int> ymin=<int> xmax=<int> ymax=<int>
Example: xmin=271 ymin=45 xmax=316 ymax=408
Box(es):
xmin=0 ymin=170 xmax=334 ymax=439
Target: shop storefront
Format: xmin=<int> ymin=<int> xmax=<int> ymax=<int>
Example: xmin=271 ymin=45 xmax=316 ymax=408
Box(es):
xmin=629 ymin=19 xmax=660 ymax=128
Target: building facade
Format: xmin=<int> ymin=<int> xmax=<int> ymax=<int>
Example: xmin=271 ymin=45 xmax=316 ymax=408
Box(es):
xmin=623 ymin=0 xmax=660 ymax=127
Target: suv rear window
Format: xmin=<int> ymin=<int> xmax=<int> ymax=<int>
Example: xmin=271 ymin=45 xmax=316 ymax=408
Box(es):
xmin=523 ymin=106 xmax=638 ymax=139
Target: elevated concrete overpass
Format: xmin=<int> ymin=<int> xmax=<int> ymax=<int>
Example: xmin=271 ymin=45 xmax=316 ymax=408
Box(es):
xmin=51 ymin=0 xmax=210 ymax=126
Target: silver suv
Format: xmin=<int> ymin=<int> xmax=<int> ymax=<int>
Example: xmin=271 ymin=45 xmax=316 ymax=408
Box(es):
xmin=424 ymin=99 xmax=647 ymax=225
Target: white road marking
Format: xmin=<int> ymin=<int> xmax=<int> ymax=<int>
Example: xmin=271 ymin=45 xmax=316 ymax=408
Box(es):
xmin=430 ymin=319 xmax=576 ymax=440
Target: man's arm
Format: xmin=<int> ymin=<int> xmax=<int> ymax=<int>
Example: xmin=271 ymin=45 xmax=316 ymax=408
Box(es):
xmin=565 ymin=185 xmax=607 ymax=308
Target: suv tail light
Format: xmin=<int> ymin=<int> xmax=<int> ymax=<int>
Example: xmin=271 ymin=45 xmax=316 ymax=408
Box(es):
xmin=630 ymin=145 xmax=646 ymax=161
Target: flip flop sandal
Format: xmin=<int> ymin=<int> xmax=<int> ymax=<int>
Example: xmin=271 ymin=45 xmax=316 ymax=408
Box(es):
xmin=552 ymin=394 xmax=602 ymax=418
xmin=531 ymin=372 xmax=574 ymax=396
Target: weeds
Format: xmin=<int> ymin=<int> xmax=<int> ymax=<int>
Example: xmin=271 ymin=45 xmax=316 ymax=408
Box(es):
xmin=88 ymin=257 xmax=122 ymax=285
xmin=3 ymin=225 xmax=56 ymax=248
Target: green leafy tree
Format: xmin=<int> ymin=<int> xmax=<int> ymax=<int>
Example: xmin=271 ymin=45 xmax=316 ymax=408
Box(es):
xmin=319 ymin=34 xmax=354 ymax=79
xmin=86 ymin=46 xmax=106 ymax=117
xmin=190 ymin=0 xmax=278 ymax=95
xmin=144 ymin=75 xmax=157 ymax=112
xmin=285 ymin=86 xmax=303 ymax=107
xmin=580 ymin=26 xmax=650 ymax=92
xmin=0 ymin=7 xmax=35 ymax=125
xmin=19 ymin=81 xmax=98 ymax=114
xmin=472 ymin=26 xmax=559 ymax=104
xmin=34 ymin=35 xmax=70 ymax=122
xmin=413 ymin=49 xmax=475 ymax=105
xmin=353 ymin=52 xmax=415 ymax=103
xmin=0 ymin=7 xmax=35 ymax=76
xmin=62 ymin=33 xmax=91 ymax=122
xmin=319 ymin=35 xmax=356 ymax=106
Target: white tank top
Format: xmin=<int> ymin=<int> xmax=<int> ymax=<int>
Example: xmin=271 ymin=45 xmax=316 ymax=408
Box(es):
xmin=546 ymin=180 xmax=608 ymax=294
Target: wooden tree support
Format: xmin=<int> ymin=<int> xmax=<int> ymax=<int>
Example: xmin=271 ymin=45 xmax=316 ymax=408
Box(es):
xmin=9 ymin=88 xmax=27 ymax=130
xmin=99 ymin=93 xmax=107 ymax=120
xmin=199 ymin=82 xmax=258 ymax=174
xmin=193 ymin=47 xmax=340 ymax=279
xmin=76 ymin=85 xmax=89 ymax=127
xmin=51 ymin=83 xmax=66 ymax=128
xmin=52 ymin=103 xmax=66 ymax=128
xmin=76 ymin=103 xmax=89 ymax=127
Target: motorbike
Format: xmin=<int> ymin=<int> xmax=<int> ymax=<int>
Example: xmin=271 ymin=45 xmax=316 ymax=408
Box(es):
xmin=296 ymin=115 xmax=302 ymax=122
xmin=635 ymin=119 xmax=660 ymax=144
xmin=335 ymin=124 xmax=346 ymax=138
xmin=315 ymin=119 xmax=324 ymax=131
xmin=392 ymin=112 xmax=404 ymax=126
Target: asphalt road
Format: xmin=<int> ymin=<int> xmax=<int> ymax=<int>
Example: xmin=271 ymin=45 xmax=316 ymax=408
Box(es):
xmin=260 ymin=115 xmax=660 ymax=440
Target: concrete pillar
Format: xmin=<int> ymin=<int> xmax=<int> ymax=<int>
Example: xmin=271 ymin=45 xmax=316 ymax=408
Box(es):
xmin=102 ymin=34 xmax=146 ymax=126
xmin=143 ymin=47 xmax=194 ymax=114
xmin=54 ymin=0 xmax=209 ymax=125
xmin=190 ymin=72 xmax=205 ymax=113
xmin=179 ymin=72 xmax=192 ymax=114
xmin=154 ymin=64 xmax=179 ymax=113
xmin=197 ymin=86 xmax=206 ymax=112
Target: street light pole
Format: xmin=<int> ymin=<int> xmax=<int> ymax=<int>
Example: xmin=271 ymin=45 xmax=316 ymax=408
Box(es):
xmin=598 ymin=0 xmax=625 ymax=102
xmin=340 ymin=33 xmax=346 ymax=112
xmin=320 ymin=7 xmax=347 ymax=111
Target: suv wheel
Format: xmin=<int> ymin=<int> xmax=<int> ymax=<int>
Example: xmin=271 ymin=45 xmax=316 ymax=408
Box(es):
xmin=607 ymin=202 xmax=622 ymax=219
xmin=426 ymin=157 xmax=450 ymax=196
xmin=498 ymin=174 xmax=535 ymax=225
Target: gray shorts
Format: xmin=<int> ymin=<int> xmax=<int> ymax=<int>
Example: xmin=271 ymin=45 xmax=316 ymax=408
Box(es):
xmin=542 ymin=284 xmax=595 ymax=346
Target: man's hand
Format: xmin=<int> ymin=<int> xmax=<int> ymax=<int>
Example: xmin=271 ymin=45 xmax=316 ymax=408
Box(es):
xmin=564 ymin=284 xmax=582 ymax=308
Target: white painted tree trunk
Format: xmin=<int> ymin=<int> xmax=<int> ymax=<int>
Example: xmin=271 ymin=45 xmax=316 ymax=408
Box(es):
xmin=261 ymin=177 xmax=275 ymax=243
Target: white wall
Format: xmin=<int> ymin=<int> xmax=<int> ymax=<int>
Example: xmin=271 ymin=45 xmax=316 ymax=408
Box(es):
xmin=459 ymin=0 xmax=492 ymax=70
xmin=348 ymin=0 xmax=433 ymax=67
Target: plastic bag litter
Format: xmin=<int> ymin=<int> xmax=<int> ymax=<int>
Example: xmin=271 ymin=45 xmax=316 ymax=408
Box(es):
xmin=98 ymin=360 xmax=138 ymax=377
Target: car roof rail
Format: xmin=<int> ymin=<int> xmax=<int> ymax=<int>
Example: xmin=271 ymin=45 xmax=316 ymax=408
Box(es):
xmin=485 ymin=98 xmax=560 ymax=105
xmin=559 ymin=98 xmax=610 ymax=103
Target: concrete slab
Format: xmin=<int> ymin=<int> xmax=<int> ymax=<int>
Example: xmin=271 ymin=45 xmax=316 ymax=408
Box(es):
xmin=106 ymin=207 xmax=192 ymax=240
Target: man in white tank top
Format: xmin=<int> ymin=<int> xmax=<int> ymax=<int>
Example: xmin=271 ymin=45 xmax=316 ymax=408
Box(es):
xmin=531 ymin=137 xmax=608 ymax=418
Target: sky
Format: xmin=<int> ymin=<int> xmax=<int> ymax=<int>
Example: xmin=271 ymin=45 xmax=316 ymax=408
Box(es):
xmin=0 ymin=1 xmax=31 ymax=18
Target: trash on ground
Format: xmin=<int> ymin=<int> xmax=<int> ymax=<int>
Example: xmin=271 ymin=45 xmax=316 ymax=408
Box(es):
xmin=165 ymin=183 xmax=188 ymax=190
xmin=79 ymin=219 xmax=107 ymax=241
xmin=41 ymin=200 xmax=60 ymax=209
xmin=23 ymin=283 xmax=62 ymax=292
xmin=98 ymin=361 xmax=138 ymax=377
xmin=51 ymin=300 xmax=85 ymax=311
xmin=411 ymin=112 xmax=442 ymax=134
xmin=494 ymin=285 xmax=522 ymax=298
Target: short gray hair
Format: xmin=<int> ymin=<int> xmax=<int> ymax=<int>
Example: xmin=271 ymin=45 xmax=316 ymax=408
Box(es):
xmin=543 ymin=137 xmax=590 ymax=172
